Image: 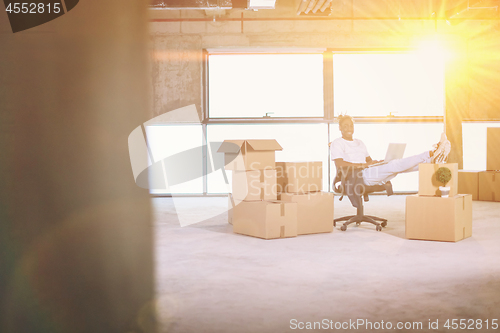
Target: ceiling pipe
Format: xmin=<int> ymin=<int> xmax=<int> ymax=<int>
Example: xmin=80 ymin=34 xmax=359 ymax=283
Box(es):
xmin=319 ymin=0 xmax=332 ymax=12
xmin=297 ymin=0 xmax=332 ymax=15
xmin=445 ymin=0 xmax=498 ymax=19
xmin=313 ymin=0 xmax=328 ymax=13
xmin=150 ymin=6 xmax=232 ymax=10
xmin=305 ymin=0 xmax=319 ymax=14
xmin=297 ymin=0 xmax=309 ymax=15
xmin=151 ymin=15 xmax=500 ymax=22
xmin=150 ymin=0 xmax=276 ymax=10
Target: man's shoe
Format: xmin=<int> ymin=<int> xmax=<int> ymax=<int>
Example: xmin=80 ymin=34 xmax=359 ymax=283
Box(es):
xmin=383 ymin=181 xmax=393 ymax=196
xmin=432 ymin=133 xmax=451 ymax=163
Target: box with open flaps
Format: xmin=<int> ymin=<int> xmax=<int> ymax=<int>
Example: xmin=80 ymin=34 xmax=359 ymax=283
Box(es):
xmin=217 ymin=139 xmax=283 ymax=171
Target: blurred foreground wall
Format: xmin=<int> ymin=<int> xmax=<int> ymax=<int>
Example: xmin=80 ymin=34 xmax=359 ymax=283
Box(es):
xmin=0 ymin=1 xmax=155 ymax=332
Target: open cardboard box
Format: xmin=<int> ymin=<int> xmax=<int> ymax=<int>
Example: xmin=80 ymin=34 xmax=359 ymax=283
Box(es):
xmin=232 ymin=200 xmax=297 ymax=239
xmin=217 ymin=139 xmax=282 ymax=171
xmin=279 ymin=191 xmax=333 ymax=235
xmin=276 ymin=161 xmax=322 ymax=193
xmin=406 ymin=194 xmax=472 ymax=242
xmin=418 ymin=163 xmax=458 ymax=197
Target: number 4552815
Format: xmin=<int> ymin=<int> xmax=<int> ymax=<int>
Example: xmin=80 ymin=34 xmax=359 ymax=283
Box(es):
xmin=5 ymin=3 xmax=62 ymax=14
xmin=444 ymin=319 xmax=498 ymax=330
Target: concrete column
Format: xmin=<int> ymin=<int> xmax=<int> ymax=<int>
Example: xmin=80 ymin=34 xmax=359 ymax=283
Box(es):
xmin=445 ymin=40 xmax=469 ymax=169
xmin=0 ymin=1 xmax=155 ymax=333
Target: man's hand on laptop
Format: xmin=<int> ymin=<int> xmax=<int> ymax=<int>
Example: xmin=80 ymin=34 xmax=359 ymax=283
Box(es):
xmin=358 ymin=160 xmax=383 ymax=169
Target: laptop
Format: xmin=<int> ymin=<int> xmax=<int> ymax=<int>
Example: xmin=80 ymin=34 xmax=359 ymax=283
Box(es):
xmin=368 ymin=143 xmax=406 ymax=167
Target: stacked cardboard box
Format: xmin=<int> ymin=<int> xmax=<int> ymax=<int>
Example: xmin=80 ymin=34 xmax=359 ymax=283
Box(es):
xmin=276 ymin=162 xmax=334 ymax=235
xmin=487 ymin=128 xmax=500 ymax=171
xmin=477 ymin=128 xmax=500 ymax=202
xmin=231 ymin=200 xmax=298 ymax=239
xmin=232 ymin=169 xmax=277 ymax=201
xmin=479 ymin=171 xmax=500 ymax=202
xmin=219 ymin=140 xmax=297 ymax=240
xmin=276 ymin=162 xmax=322 ymax=194
xmin=458 ymin=170 xmax=480 ymax=201
xmin=406 ymin=162 xmax=472 ymax=242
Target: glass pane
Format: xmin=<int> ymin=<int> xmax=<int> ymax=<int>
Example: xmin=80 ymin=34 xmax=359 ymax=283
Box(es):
xmin=462 ymin=122 xmax=500 ymax=170
xmin=207 ymin=124 xmax=329 ymax=193
xmin=145 ymin=125 xmax=203 ymax=194
xmin=209 ymin=54 xmax=324 ymax=118
xmin=329 ymin=123 xmax=444 ymax=192
xmin=333 ymin=53 xmax=445 ymax=117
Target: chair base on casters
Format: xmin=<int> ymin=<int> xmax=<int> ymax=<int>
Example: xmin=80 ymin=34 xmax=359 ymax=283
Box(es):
xmin=333 ymin=204 xmax=387 ymax=231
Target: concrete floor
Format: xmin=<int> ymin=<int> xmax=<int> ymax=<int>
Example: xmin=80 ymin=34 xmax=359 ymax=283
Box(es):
xmin=153 ymin=195 xmax=500 ymax=333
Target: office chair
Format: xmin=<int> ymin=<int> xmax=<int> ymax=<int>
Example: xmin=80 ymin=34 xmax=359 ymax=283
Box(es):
xmin=332 ymin=166 xmax=392 ymax=231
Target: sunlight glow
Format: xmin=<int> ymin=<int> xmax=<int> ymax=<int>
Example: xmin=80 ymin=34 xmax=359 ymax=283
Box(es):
xmin=415 ymin=39 xmax=453 ymax=62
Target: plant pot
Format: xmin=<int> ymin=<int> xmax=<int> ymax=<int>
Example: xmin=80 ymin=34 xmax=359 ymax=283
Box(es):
xmin=439 ymin=186 xmax=450 ymax=198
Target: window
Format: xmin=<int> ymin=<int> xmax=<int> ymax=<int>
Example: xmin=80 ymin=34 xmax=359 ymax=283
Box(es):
xmin=208 ymin=53 xmax=324 ymax=118
xmin=462 ymin=122 xmax=500 ymax=170
xmin=145 ymin=125 xmax=203 ymax=194
xmin=333 ymin=53 xmax=445 ymax=117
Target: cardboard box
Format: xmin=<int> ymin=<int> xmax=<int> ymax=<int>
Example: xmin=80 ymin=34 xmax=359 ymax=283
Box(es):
xmin=406 ymin=194 xmax=472 ymax=242
xmin=217 ymin=139 xmax=283 ymax=171
xmin=232 ymin=169 xmax=277 ymax=201
xmin=487 ymin=128 xmax=500 ymax=171
xmin=276 ymin=161 xmax=322 ymax=193
xmin=418 ymin=163 xmax=458 ymax=197
xmin=232 ymin=201 xmax=298 ymax=239
xmin=458 ymin=170 xmax=480 ymax=201
xmin=478 ymin=171 xmax=500 ymax=202
xmin=228 ymin=194 xmax=244 ymax=225
xmin=279 ymin=191 xmax=334 ymax=235
xmin=228 ymin=194 xmax=234 ymax=225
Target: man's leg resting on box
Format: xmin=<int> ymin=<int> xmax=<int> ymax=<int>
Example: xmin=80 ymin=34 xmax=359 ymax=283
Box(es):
xmin=362 ymin=151 xmax=432 ymax=186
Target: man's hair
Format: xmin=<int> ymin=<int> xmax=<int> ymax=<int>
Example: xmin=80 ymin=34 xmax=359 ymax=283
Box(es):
xmin=336 ymin=114 xmax=354 ymax=125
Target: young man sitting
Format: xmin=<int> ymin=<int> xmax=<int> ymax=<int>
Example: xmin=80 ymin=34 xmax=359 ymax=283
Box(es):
xmin=329 ymin=115 xmax=451 ymax=191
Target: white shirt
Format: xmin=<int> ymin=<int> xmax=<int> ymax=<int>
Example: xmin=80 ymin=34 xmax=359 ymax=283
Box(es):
xmin=330 ymin=138 xmax=369 ymax=164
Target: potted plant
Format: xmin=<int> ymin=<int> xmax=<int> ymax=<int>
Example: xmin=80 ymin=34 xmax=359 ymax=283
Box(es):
xmin=436 ymin=167 xmax=452 ymax=197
